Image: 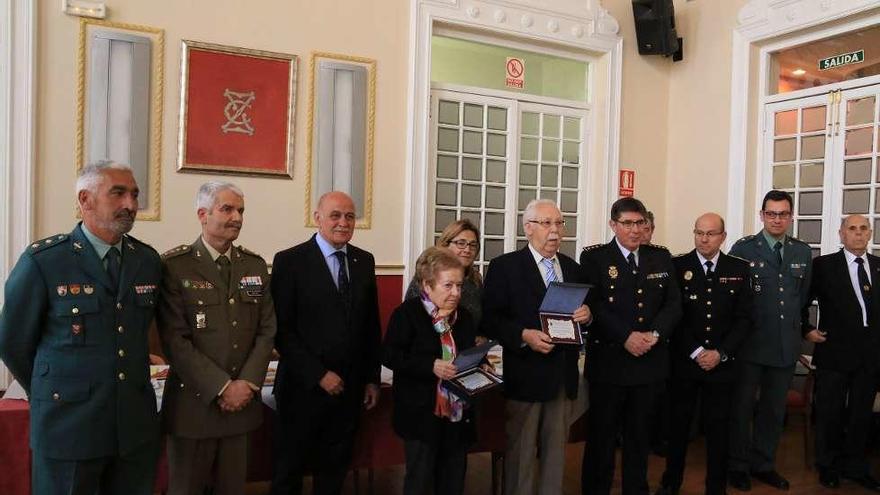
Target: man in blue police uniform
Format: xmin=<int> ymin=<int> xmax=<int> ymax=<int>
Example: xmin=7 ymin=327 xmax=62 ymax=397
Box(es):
xmin=0 ymin=161 xmax=162 ymax=495
xmin=728 ymin=190 xmax=812 ymax=491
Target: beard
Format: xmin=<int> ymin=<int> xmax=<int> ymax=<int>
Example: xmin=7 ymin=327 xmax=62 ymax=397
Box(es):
xmin=101 ymin=209 xmax=136 ymax=235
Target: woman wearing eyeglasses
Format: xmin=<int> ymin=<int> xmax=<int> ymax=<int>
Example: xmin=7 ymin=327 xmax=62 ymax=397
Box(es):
xmin=406 ymin=220 xmax=485 ymax=341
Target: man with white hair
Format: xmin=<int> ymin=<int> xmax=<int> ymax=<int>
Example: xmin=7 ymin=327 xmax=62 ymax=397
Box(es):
xmin=0 ymin=160 xmax=163 ymax=495
xmin=157 ymin=181 xmax=276 ymax=495
xmin=482 ymin=198 xmax=591 ymax=495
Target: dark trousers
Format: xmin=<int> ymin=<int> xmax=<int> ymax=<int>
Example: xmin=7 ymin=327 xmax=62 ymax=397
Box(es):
xmin=582 ymin=381 xmax=660 ymax=495
xmin=167 ymin=433 xmax=248 ymax=495
xmin=403 ymin=426 xmax=469 ymax=495
xmin=661 ymin=378 xmax=733 ymax=495
xmin=32 ymin=439 xmax=159 ymax=495
xmin=270 ymin=386 xmax=361 ymax=495
xmin=728 ymin=361 xmax=795 ymax=473
xmin=814 ymin=367 xmax=879 ymax=476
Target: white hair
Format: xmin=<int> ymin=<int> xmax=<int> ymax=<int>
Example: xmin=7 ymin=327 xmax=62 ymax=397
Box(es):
xmin=522 ymin=198 xmax=560 ymax=227
xmin=196 ymin=181 xmax=244 ymax=211
xmin=75 ymin=160 xmax=132 ymax=194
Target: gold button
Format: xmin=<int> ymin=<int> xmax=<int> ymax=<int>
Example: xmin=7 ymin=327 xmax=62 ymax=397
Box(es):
xmin=118 ymin=349 xmax=125 ymax=357
xmin=706 ymin=301 xmax=712 ymax=305
xmin=117 ymin=326 xmax=124 ymax=334
xmin=180 ymin=383 xmax=185 ymax=388
xmin=780 ymin=287 xmax=784 ymax=292
xmin=707 ymin=314 xmax=712 ymax=319
xmin=730 ymin=290 xmax=735 ymax=294
xmin=233 ymin=343 xmax=239 ymax=349
xmin=72 ymin=307 xmax=79 ymax=314
xmin=705 ymin=339 xmax=710 ymax=344
xmin=707 ymin=288 xmax=712 ymax=293
xmin=637 ymin=289 xmax=643 ymax=294
xmin=198 ymin=300 xmax=204 ymax=305
xmin=780 ymin=301 xmax=784 ymax=305
xmin=610 ymin=285 xmax=615 ymax=290
xmin=232 ymin=321 xmax=238 ymax=327
xmin=118 ymin=372 xmax=126 ymax=381
xmin=780 ymin=314 xmax=785 ymax=319
xmin=706 ymin=326 xmax=712 ymax=331
xmin=116 ymin=302 xmax=122 ymax=310
xmin=52 ymin=392 xmax=60 ymax=401
xmin=779 ymin=274 xmax=783 ymax=278
xmin=231 ymin=366 xmax=237 ymax=372
xmin=638 ymin=317 xmax=644 ymax=323
xmin=637 ymin=302 xmax=644 ymax=308
xmin=228 ymin=298 xmax=235 ymax=305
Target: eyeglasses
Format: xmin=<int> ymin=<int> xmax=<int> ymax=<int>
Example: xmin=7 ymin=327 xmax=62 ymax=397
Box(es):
xmin=693 ymin=230 xmax=724 ymax=238
xmin=614 ymin=219 xmax=647 ymax=230
xmin=762 ymin=210 xmax=791 ymax=220
xmin=449 ymin=239 xmax=479 ymax=250
xmin=527 ymin=220 xmax=566 ymax=229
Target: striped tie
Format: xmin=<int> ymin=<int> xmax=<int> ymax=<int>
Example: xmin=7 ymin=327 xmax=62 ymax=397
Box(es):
xmin=542 ymin=257 xmax=557 ymax=286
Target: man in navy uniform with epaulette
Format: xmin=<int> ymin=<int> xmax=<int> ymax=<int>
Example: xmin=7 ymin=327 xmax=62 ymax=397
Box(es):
xmin=727 ymin=190 xmax=813 ymax=491
xmin=0 ymin=161 xmax=162 ymax=495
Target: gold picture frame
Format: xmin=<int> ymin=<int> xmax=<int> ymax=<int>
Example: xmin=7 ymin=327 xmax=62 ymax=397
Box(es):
xmin=305 ymin=52 xmax=376 ymax=228
xmin=75 ymin=19 xmax=165 ymax=221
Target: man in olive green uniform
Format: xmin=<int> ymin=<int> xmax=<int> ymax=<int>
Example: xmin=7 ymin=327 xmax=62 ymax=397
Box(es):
xmin=0 ymin=161 xmax=162 ymax=495
xmin=728 ymin=190 xmax=813 ymax=491
xmin=157 ymin=181 xmax=276 ymax=495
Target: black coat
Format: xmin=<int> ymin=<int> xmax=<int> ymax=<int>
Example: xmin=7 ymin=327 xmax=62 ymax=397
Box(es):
xmin=481 ymin=246 xmax=585 ymax=402
xmin=580 ymin=241 xmax=682 ymax=386
xmin=383 ymin=297 xmax=477 ymax=443
xmin=671 ymin=250 xmax=752 ymax=382
xmin=804 ymin=249 xmax=880 ymax=372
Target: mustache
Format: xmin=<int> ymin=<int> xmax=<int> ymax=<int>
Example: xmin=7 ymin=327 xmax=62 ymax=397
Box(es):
xmin=115 ymin=209 xmax=135 ymax=222
xmin=225 ymin=222 xmax=242 ymax=229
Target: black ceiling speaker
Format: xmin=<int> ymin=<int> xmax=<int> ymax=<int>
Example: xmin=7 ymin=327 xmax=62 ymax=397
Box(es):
xmin=632 ymin=0 xmax=684 ymax=62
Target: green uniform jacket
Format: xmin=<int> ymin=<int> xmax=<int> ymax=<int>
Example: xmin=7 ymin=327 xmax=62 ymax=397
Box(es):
xmin=157 ymin=237 xmax=276 ymax=439
xmin=729 ymin=233 xmax=812 ymax=367
xmin=0 ymin=224 xmax=162 ymax=459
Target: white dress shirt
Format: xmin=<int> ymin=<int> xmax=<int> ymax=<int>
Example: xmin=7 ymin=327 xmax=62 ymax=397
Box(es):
xmin=844 ymin=249 xmax=872 ymax=327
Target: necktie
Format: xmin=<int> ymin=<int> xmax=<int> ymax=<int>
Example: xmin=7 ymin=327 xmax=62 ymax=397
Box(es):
xmin=334 ymin=251 xmax=351 ymax=305
xmin=774 ymin=242 xmax=783 ymax=267
xmin=541 ymin=258 xmax=557 ymax=286
xmin=855 ymin=257 xmax=872 ymax=320
xmin=217 ymin=255 xmax=231 ymax=288
xmin=105 ymin=247 xmax=121 ymax=293
xmin=627 ymin=252 xmax=638 ymax=274
xmin=704 ymin=260 xmax=715 ymax=283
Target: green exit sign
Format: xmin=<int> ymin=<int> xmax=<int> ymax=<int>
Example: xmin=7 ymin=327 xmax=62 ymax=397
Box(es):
xmin=819 ymin=50 xmax=865 ymax=71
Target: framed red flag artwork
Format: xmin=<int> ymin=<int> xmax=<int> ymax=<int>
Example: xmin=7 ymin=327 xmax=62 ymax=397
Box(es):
xmin=177 ymin=40 xmax=297 ymax=178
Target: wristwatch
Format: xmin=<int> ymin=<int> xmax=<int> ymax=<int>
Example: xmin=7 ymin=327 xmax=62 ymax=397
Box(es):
xmin=651 ymin=330 xmax=660 ymax=338
xmin=719 ymin=350 xmax=729 ymax=363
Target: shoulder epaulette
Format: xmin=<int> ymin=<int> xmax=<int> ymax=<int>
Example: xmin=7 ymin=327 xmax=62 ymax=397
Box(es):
xmin=27 ymin=234 xmax=68 ymax=254
xmin=582 ymin=243 xmax=603 ymax=252
xmin=673 ymin=252 xmax=689 ymax=258
xmin=735 ymin=234 xmax=756 ymax=244
xmin=644 ymin=243 xmax=669 ymax=251
xmin=236 ymin=245 xmax=264 ymax=260
xmin=123 ymin=234 xmax=158 ymax=254
xmin=727 ymin=254 xmax=751 ymax=264
xmin=161 ymin=244 xmax=191 ymax=260
xmin=786 ymin=235 xmax=809 ymax=246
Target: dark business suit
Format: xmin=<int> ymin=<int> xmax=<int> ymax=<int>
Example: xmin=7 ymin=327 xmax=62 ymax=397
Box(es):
xmin=269 ymin=234 xmax=381 ymax=495
xmin=659 ymin=251 xmax=751 ymax=495
xmin=383 ymin=297 xmax=478 ymax=495
xmin=481 ymin=246 xmax=585 ymax=495
xmin=804 ymin=249 xmax=880 ymax=476
xmin=579 ymin=241 xmax=682 ymax=495
xmin=0 ymin=224 xmax=162 ymax=495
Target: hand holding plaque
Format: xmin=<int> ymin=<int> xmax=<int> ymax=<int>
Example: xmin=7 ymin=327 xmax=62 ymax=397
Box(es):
xmin=443 ymin=340 xmax=503 ymax=398
xmin=539 ymin=282 xmax=592 ymax=345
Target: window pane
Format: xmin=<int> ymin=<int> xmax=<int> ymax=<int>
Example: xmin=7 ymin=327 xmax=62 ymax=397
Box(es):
xmin=564 ymin=215 xmax=577 ymax=237
xmin=487 ymin=133 xmax=506 ymax=157
xmin=463 ymin=104 xmax=483 ymax=128
xmin=517 ymin=214 xmax=524 ymax=236
xmin=562 ymin=141 xmax=579 ymax=164
xmin=845 ymin=159 xmax=871 ymax=184
xmin=775 ymin=110 xmax=797 ymax=136
xmin=485 ymin=186 xmax=505 ymax=209
xmin=437 ymin=155 xmax=457 ymax=179
xmin=774 ymin=138 xmax=796 ymax=162
xmin=438 ymin=100 xmax=459 ymax=125
xmin=875 ymin=219 xmax=880 ymax=243
xmin=541 ymin=165 xmax=558 ymax=187
xmin=516 ymin=239 xmax=528 ymax=250
xmin=484 ymin=239 xmax=504 ymax=261
xmin=847 ymin=96 xmax=875 ymax=126
xmin=461 ymin=184 xmax=481 ymax=207
xmin=461 ymin=157 xmax=481 ymax=181
xmin=561 ymin=167 xmax=578 ymax=188
xmin=874 ymin=192 xmax=880 ymax=213
xmin=519 ymin=163 xmax=537 ymax=186
xmin=802 ymin=106 xmax=826 ymax=132
xmin=539 ymin=189 xmax=556 ymax=200
xmin=486 ymin=160 xmax=505 ymax=183
xmin=484 ymin=212 xmax=505 ymax=235
xmin=462 ymin=130 xmax=483 ymax=154
xmin=435 ymin=209 xmax=456 ymax=233
xmin=438 ymin=128 xmax=458 ymax=152
xmin=564 ymin=117 xmax=580 ymax=140
xmin=542 ymin=139 xmax=560 ymax=162
xmin=461 ymin=210 xmax=480 ymax=225
xmin=436 ymin=182 xmax=457 ymax=206
xmin=798 ymin=191 xmax=822 ymax=215
xmin=845 ymin=127 xmax=873 ymax=156
xmin=772 ymin=164 xmax=795 ymax=189
xmin=543 ymin=114 xmax=560 ymax=138
xmin=800 ymin=135 xmax=825 ymax=160
xmin=560 ymin=241 xmax=576 ymax=259
xmin=843 ymin=188 xmax=870 ymax=214
xmin=797 ymin=219 xmax=822 ymax=243
xmin=521 ymin=137 xmax=538 ymax=161
xmin=561 ymin=191 xmax=578 ymax=213
xmin=487 ymin=107 xmax=507 ymax=131
xmin=799 ymin=163 xmax=823 ymax=187
xmin=521 ymin=112 xmax=539 ymax=135
xmin=518 ymin=188 xmax=536 ymax=209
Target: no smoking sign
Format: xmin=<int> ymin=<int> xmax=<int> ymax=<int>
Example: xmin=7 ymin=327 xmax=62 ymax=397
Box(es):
xmin=506 ymin=57 xmax=524 ymax=89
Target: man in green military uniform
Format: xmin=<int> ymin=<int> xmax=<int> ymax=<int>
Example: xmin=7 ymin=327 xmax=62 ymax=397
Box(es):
xmin=728 ymin=190 xmax=813 ymax=491
xmin=0 ymin=161 xmax=162 ymax=495
xmin=157 ymin=181 xmax=276 ymax=495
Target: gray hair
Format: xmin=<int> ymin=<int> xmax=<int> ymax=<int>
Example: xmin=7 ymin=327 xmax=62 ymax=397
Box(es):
xmin=196 ymin=181 xmax=244 ymax=211
xmin=75 ymin=160 xmax=132 ymax=194
xmin=522 ymin=199 xmax=560 ymax=227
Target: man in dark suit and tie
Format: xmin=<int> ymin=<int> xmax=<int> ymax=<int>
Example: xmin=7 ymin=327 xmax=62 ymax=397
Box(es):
xmin=580 ymin=197 xmax=682 ymax=495
xmin=482 ymin=198 xmax=591 ymax=495
xmin=803 ymin=214 xmax=880 ymax=491
xmin=655 ymin=213 xmax=752 ymax=495
xmin=269 ymin=191 xmax=381 ymax=495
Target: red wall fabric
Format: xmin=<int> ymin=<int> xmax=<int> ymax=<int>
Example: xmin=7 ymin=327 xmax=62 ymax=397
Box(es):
xmin=376 ymin=274 xmax=403 ymax=337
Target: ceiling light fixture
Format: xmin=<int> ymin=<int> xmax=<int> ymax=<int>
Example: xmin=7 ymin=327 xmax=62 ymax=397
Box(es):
xmin=792 ymin=68 xmax=807 ymax=76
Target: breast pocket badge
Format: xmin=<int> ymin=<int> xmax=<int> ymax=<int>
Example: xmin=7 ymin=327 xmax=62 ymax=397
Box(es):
xmin=196 ymin=311 xmax=207 ymax=329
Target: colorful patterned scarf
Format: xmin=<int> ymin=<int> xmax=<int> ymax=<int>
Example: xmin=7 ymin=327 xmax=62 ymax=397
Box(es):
xmin=420 ymin=291 xmax=464 ymax=422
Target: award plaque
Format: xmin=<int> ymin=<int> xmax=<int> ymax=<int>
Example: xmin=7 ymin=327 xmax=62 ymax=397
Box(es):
xmin=539 ymin=282 xmax=591 ymax=345
xmin=443 ymin=340 xmax=503 ymax=398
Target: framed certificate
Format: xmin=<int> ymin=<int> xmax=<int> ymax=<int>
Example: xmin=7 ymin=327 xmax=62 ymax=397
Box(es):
xmin=443 ymin=340 xmax=503 ymax=398
xmin=540 ymin=312 xmax=582 ymax=345
xmin=539 ymin=282 xmax=591 ymax=345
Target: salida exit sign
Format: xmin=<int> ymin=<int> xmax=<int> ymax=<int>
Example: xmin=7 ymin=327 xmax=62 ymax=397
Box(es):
xmin=819 ymin=50 xmax=864 ymax=71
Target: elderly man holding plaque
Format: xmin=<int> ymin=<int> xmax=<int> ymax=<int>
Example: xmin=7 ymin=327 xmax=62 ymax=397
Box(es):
xmin=383 ymin=246 xmax=491 ymax=495
xmin=482 ymin=198 xmax=591 ymax=495
xmin=580 ymin=197 xmax=682 ymax=495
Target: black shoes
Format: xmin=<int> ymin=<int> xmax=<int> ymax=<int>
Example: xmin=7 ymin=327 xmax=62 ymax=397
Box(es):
xmin=751 ymin=471 xmax=790 ymax=490
xmin=842 ymin=473 xmax=880 ymax=492
xmin=818 ymin=468 xmax=840 ymax=489
xmin=728 ymin=471 xmax=751 ymax=491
